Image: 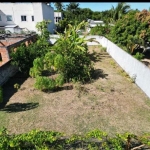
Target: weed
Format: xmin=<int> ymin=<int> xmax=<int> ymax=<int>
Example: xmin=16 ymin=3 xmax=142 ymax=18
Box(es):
xmin=95 ymin=84 xmax=105 ymax=92
xmin=133 ymin=52 xmax=144 ymax=61
xmin=73 ymin=82 xmax=88 ymax=98
xmin=101 ymin=47 xmax=107 ymax=52
xmin=14 ymin=83 xmax=20 ymax=91
xmin=118 ymin=69 xmax=129 ymax=78
xmin=110 ymin=60 xmax=116 ymax=68
xmin=130 ymin=74 xmax=137 ymax=83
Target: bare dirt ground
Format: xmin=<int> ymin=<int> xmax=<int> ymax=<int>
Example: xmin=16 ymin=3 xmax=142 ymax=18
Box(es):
xmin=0 ymin=45 xmax=150 ymax=137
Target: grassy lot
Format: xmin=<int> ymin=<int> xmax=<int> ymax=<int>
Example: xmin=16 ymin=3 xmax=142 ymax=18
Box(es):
xmin=0 ymin=45 xmax=150 ymax=137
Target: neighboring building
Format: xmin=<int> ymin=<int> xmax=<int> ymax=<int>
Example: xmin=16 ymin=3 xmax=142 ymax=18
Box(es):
xmin=88 ymin=19 xmax=105 ymax=28
xmin=54 ymin=12 xmax=63 ymax=24
xmin=0 ymin=2 xmax=55 ymax=33
xmin=87 ymin=19 xmax=114 ymax=33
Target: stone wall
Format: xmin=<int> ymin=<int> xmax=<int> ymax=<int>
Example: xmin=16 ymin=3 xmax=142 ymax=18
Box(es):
xmin=0 ymin=34 xmax=37 ymax=85
xmin=0 ymin=34 xmax=37 ymax=66
xmin=0 ymin=60 xmax=18 ymax=86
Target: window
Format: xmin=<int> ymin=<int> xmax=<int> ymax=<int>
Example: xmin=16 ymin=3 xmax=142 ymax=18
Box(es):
xmin=0 ymin=15 xmax=1 ymax=21
xmin=7 ymin=15 xmax=12 ymax=21
xmin=56 ymin=17 xmax=61 ymax=23
xmin=31 ymin=16 xmax=34 ymax=21
xmin=21 ymin=15 xmax=26 ymax=21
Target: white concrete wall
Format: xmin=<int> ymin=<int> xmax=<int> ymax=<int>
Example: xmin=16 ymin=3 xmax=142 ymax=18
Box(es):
xmin=0 ymin=3 xmax=16 ymax=26
xmin=97 ymin=36 xmax=150 ymax=99
xmin=13 ymin=3 xmax=35 ymax=31
xmin=0 ymin=3 xmax=55 ymax=33
xmin=0 ymin=3 xmax=35 ymax=30
xmin=41 ymin=3 xmax=55 ymax=34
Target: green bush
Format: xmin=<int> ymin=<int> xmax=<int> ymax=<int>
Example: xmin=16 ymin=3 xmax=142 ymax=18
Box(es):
xmin=107 ymin=10 xmax=150 ymax=55
xmin=34 ymin=76 xmax=56 ymax=91
xmin=30 ymin=21 xmax=95 ymax=91
xmin=0 ymin=127 xmax=150 ymax=149
xmin=133 ymin=52 xmax=145 ymax=60
xmin=10 ymin=20 xmax=52 ymax=75
xmin=90 ymin=24 xmax=110 ymax=36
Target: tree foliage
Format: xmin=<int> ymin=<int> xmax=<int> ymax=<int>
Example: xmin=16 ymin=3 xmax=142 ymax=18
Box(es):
xmin=106 ymin=9 xmax=150 ymax=57
xmin=10 ymin=20 xmax=52 ymax=75
xmin=30 ymin=21 xmax=96 ymax=91
xmin=1 ymin=127 xmax=150 ymax=149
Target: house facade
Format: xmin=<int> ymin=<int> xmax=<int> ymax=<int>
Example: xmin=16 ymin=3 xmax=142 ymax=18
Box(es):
xmin=0 ymin=2 xmax=55 ymax=33
xmin=54 ymin=12 xmax=63 ymax=24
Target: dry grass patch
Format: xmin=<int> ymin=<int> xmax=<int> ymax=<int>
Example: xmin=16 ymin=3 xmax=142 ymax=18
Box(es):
xmin=0 ymin=45 xmax=150 ymax=137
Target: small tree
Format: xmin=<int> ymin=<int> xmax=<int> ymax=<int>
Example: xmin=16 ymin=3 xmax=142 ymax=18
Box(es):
xmin=30 ymin=21 xmax=98 ymax=91
xmin=10 ymin=20 xmax=52 ymax=75
xmin=36 ymin=20 xmax=51 ymax=40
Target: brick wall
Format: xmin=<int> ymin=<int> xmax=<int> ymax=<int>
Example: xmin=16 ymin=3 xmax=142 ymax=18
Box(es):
xmin=0 ymin=60 xmax=18 ymax=86
xmin=0 ymin=34 xmax=37 ymax=85
xmin=0 ymin=34 xmax=37 ymax=66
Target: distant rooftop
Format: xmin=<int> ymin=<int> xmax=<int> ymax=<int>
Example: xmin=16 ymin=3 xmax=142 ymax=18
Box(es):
xmin=5 ymin=25 xmax=18 ymax=28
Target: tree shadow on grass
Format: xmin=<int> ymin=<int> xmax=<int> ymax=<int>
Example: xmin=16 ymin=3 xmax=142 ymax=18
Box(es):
xmin=0 ymin=102 xmax=39 ymax=113
xmin=88 ymin=52 xmax=102 ymax=62
xmin=0 ymin=71 xmax=29 ymax=109
xmin=91 ymin=69 xmax=108 ymax=80
xmin=75 ymin=69 xmax=109 ymax=85
xmin=42 ymin=85 xmax=73 ymax=93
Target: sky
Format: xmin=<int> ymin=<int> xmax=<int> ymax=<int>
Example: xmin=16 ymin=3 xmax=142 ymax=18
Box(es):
xmin=51 ymin=2 xmax=150 ymax=12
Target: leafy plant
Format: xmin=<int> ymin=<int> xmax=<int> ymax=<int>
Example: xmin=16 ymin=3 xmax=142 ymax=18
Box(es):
xmin=36 ymin=20 xmax=51 ymax=39
xmin=14 ymin=83 xmax=20 ymax=91
xmin=30 ymin=21 xmax=98 ymax=91
xmin=133 ymin=52 xmax=145 ymax=60
xmin=86 ymin=129 xmax=108 ymax=141
xmin=10 ymin=20 xmax=52 ymax=75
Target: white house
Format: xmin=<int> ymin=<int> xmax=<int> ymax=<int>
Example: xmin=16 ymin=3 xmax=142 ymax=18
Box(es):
xmin=0 ymin=2 xmax=55 ymax=33
xmin=88 ymin=19 xmax=105 ymax=28
xmin=87 ymin=19 xmax=114 ymax=33
xmin=54 ymin=12 xmax=63 ymax=24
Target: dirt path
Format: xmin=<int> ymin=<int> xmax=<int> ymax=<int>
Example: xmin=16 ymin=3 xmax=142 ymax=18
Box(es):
xmin=0 ymin=45 xmax=150 ymax=136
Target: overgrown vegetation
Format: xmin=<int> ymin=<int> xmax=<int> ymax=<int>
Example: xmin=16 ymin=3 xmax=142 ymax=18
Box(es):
xmin=10 ymin=20 xmax=52 ymax=75
xmin=106 ymin=9 xmax=150 ymax=58
xmin=90 ymin=24 xmax=111 ymax=36
xmin=30 ymin=21 xmax=97 ymax=91
xmin=0 ymin=127 xmax=150 ymax=149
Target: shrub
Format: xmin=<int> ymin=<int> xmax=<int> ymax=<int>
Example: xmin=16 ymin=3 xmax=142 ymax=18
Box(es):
xmin=90 ymin=24 xmax=110 ymax=36
xmin=10 ymin=20 xmax=52 ymax=75
xmin=30 ymin=21 xmax=96 ymax=91
xmin=133 ymin=52 xmax=145 ymax=60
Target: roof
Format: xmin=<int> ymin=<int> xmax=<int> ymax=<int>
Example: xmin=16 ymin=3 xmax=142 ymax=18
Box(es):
xmin=5 ymin=25 xmax=19 ymax=28
xmin=89 ymin=20 xmax=104 ymax=24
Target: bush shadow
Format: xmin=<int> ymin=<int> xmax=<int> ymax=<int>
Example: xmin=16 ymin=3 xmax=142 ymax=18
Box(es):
xmin=0 ymin=102 xmax=39 ymax=113
xmin=91 ymin=69 xmax=108 ymax=80
xmin=42 ymin=85 xmax=73 ymax=93
xmin=88 ymin=52 xmax=102 ymax=62
xmin=0 ymin=71 xmax=29 ymax=109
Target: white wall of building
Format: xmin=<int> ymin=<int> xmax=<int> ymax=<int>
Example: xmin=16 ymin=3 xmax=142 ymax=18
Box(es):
xmin=54 ymin=12 xmax=63 ymax=24
xmin=0 ymin=2 xmax=55 ymax=33
xmin=41 ymin=3 xmax=54 ymax=34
